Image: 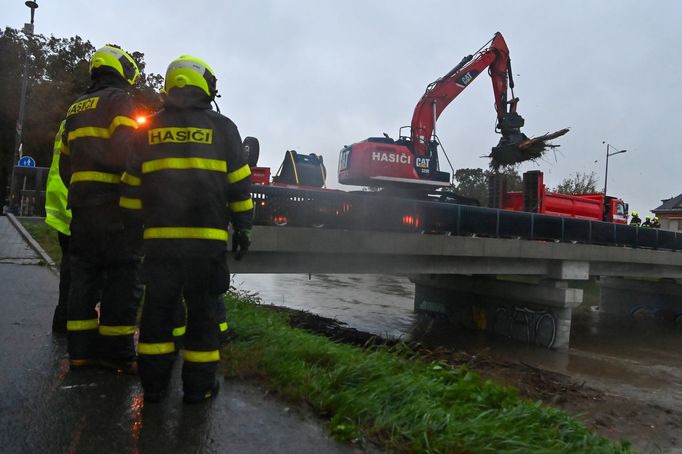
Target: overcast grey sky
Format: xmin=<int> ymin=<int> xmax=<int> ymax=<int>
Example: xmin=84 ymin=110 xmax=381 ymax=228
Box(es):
xmin=5 ymin=0 xmax=682 ymax=214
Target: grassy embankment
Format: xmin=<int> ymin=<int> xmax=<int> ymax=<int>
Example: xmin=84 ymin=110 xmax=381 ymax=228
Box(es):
xmin=222 ymin=292 xmax=631 ymax=453
xmin=21 ymin=219 xmax=630 ymax=452
xmin=19 ymin=218 xmax=62 ymax=265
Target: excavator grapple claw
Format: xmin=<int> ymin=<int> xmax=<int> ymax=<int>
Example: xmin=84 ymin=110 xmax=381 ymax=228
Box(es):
xmin=490 ymin=128 xmax=570 ymax=168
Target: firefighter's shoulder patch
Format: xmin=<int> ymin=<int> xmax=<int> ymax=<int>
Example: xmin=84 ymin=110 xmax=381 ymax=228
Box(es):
xmin=66 ymin=96 xmax=99 ymax=117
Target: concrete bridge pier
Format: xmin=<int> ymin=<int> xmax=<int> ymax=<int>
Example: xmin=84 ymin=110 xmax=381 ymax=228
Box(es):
xmin=598 ymin=277 xmax=682 ymax=322
xmin=410 ymin=275 xmax=584 ymax=349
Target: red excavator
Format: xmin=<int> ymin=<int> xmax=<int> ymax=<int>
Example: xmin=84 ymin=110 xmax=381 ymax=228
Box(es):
xmin=338 ymin=32 xmax=567 ymax=190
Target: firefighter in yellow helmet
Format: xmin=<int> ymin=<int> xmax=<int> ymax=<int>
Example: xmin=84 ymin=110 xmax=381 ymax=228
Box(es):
xmin=60 ymin=45 xmax=142 ymax=372
xmin=45 ymin=120 xmax=71 ymax=333
xmin=651 ymin=216 xmax=661 ymax=229
xmin=629 ymin=211 xmax=641 ymax=227
xmin=121 ymin=55 xmax=253 ymax=403
xmin=641 ymin=215 xmax=652 ymax=227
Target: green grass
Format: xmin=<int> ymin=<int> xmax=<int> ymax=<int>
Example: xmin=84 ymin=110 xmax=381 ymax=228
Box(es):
xmin=222 ymin=292 xmax=631 ymax=453
xmin=19 ymin=219 xmax=62 ymax=266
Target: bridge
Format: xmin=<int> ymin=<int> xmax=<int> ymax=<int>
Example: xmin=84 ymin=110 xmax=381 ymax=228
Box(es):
xmin=230 ymin=225 xmax=682 ymax=349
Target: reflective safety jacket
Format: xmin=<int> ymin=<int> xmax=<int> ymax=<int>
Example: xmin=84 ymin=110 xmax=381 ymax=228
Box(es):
xmin=45 ymin=120 xmax=71 ymax=235
xmin=120 ymin=89 xmax=253 ymax=258
xmin=60 ymin=75 xmax=138 ymax=208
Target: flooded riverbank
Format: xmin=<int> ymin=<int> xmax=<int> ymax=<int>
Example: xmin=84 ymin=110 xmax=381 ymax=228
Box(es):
xmin=233 ymin=273 xmax=682 ymax=452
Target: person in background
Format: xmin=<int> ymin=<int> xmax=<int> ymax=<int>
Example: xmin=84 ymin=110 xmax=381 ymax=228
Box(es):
xmin=629 ymin=211 xmax=641 ymax=226
xmin=120 ymin=55 xmax=253 ymax=403
xmin=641 ymin=215 xmax=652 ymax=228
xmin=651 ymin=216 xmax=661 ymax=229
xmin=59 ymin=45 xmax=143 ymax=372
xmin=44 ymin=120 xmax=71 ymax=334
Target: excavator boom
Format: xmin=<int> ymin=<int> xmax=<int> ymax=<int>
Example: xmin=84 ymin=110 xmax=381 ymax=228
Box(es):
xmin=411 ymin=32 xmax=518 ymax=157
xmin=338 ymin=32 xmax=566 ymax=189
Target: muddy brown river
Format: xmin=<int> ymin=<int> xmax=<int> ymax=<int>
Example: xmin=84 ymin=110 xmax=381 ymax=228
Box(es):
xmin=233 ymin=273 xmax=682 ymax=415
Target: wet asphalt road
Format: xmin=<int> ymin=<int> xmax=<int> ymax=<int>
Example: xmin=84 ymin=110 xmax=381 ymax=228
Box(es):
xmin=0 ymin=217 xmax=358 ymax=454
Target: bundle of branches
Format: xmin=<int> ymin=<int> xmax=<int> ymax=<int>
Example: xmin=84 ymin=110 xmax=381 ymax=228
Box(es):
xmin=489 ymin=127 xmax=570 ymax=169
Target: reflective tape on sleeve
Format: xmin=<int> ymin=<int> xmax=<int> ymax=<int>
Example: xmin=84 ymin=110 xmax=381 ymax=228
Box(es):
xmin=229 ymin=198 xmax=254 ymax=213
xmin=67 ymin=319 xmax=99 ymax=331
xmin=219 ymin=322 xmax=228 ymax=332
xmin=227 ymin=164 xmax=251 ymax=183
xmin=121 ymin=172 xmax=141 ymax=186
xmin=119 ymin=196 xmax=142 ymax=210
xmin=183 ymin=349 xmax=220 ymax=363
xmin=99 ymin=325 xmax=137 ymax=336
xmin=172 ymin=325 xmax=186 ymax=337
xmin=138 ymin=342 xmax=176 ymax=355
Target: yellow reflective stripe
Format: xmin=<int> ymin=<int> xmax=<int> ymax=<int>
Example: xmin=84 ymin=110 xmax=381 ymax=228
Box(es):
xmin=67 ymin=115 xmax=138 ymax=142
xmin=227 ymin=164 xmax=251 ymax=184
xmin=61 ymin=143 xmax=70 ymax=156
xmin=219 ymin=322 xmax=228 ymax=332
xmin=138 ymin=342 xmax=176 ymax=355
xmin=121 ymin=172 xmax=141 ymax=186
xmin=99 ymin=325 xmax=136 ymax=336
xmin=111 ymin=115 xmax=138 ymax=131
xmin=119 ymin=196 xmax=142 ymax=210
xmin=172 ymin=326 xmax=186 ymax=337
xmin=183 ymin=349 xmax=220 ymax=363
xmin=142 ymin=157 xmax=226 ymax=174
xmin=67 ymin=319 xmax=99 ymax=331
xmin=68 ymin=126 xmax=110 ymax=141
xmin=70 ymin=171 xmax=121 ymax=184
xmin=229 ymin=198 xmax=254 ymax=213
xmin=144 ymin=227 xmax=228 ymax=241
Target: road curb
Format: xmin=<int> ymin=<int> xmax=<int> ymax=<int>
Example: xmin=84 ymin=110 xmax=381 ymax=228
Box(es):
xmin=6 ymin=213 xmax=59 ymax=275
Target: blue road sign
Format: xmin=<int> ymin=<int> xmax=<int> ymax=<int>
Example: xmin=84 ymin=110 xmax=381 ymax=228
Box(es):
xmin=18 ymin=156 xmax=35 ymax=167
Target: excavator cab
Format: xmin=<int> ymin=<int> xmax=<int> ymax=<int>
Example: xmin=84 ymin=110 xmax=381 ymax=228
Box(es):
xmin=273 ymin=150 xmax=327 ymax=188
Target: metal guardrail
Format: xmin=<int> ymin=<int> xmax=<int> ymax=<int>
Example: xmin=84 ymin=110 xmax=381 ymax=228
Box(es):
xmin=250 ymin=185 xmax=682 ymax=252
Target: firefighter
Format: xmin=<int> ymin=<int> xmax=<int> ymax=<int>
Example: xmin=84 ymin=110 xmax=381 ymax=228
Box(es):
xmin=45 ymin=120 xmax=71 ymax=334
xmin=60 ymin=45 xmax=143 ymax=372
xmin=641 ymin=215 xmax=652 ymax=227
xmin=121 ymin=55 xmax=253 ymax=403
xmin=629 ymin=211 xmax=641 ymax=227
xmin=651 ymin=216 xmax=661 ymax=228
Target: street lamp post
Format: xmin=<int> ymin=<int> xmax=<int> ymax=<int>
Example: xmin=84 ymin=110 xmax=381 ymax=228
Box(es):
xmin=602 ymin=141 xmax=627 ymax=196
xmin=8 ymin=1 xmax=39 ymax=213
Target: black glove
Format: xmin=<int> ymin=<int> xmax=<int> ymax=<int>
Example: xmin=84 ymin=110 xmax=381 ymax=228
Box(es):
xmin=232 ymin=229 xmax=251 ymax=260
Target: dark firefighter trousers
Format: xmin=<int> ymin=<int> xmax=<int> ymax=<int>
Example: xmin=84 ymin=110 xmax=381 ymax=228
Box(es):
xmin=67 ymin=204 xmax=142 ymax=362
xmin=52 ymin=232 xmax=71 ymax=330
xmin=138 ymin=254 xmax=228 ymax=396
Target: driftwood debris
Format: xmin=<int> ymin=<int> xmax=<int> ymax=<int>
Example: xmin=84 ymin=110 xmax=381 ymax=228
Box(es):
xmin=490 ymin=127 xmax=570 ymax=168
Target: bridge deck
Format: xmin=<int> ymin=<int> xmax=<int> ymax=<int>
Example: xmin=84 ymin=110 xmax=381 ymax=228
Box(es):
xmin=228 ymin=226 xmax=682 ymax=279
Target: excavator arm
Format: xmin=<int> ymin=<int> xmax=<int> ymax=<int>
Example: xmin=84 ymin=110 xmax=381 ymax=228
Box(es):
xmin=410 ymin=32 xmax=527 ymax=160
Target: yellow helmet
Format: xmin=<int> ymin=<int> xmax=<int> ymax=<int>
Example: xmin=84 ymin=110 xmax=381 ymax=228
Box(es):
xmin=645 ymin=215 xmax=651 ymax=220
xmin=164 ymin=55 xmax=217 ymax=99
xmin=90 ymin=45 xmax=140 ymax=85
xmin=632 ymin=211 xmax=638 ymax=216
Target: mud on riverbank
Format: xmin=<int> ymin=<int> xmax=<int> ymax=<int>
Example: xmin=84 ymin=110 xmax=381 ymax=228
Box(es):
xmin=285 ymin=307 xmax=681 ymax=453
